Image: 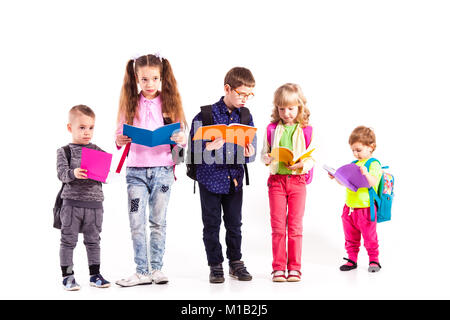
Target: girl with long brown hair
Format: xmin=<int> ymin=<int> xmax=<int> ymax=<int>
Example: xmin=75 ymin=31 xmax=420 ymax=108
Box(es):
xmin=114 ymin=53 xmax=187 ymax=287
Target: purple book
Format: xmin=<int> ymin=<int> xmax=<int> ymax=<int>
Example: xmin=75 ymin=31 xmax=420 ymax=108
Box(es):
xmin=323 ymin=163 xmax=370 ymax=192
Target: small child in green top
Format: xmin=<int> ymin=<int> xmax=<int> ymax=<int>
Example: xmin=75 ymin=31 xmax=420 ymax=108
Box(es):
xmin=328 ymin=126 xmax=383 ymax=273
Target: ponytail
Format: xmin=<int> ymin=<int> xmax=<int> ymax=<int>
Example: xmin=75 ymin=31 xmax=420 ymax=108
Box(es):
xmin=118 ymin=59 xmax=139 ymax=125
xmin=161 ymin=58 xmax=186 ymax=127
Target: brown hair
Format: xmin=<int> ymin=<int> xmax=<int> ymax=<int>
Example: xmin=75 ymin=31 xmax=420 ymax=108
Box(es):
xmin=349 ymin=126 xmax=376 ymax=151
xmin=69 ymin=104 xmax=95 ymax=122
xmin=224 ymin=67 xmax=255 ymax=89
xmin=117 ymin=54 xmax=186 ymax=127
xmin=270 ymin=83 xmax=310 ymax=127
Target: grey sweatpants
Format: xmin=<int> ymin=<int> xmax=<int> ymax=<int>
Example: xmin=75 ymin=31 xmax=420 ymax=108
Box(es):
xmin=59 ymin=203 xmax=103 ymax=267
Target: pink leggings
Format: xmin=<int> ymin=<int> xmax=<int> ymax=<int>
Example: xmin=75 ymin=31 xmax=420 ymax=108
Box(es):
xmin=342 ymin=205 xmax=379 ymax=263
xmin=268 ymin=174 xmax=306 ymax=271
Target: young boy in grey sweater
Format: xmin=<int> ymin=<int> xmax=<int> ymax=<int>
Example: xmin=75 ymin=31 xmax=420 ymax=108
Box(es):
xmin=56 ymin=105 xmax=110 ymax=290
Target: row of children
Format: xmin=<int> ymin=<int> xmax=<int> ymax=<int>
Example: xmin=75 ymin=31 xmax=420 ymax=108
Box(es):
xmin=56 ymin=53 xmax=385 ymax=290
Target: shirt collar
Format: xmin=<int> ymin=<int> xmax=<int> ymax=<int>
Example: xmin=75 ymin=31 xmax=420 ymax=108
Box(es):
xmin=217 ymin=96 xmax=240 ymax=116
xmin=140 ymin=92 xmax=161 ymax=105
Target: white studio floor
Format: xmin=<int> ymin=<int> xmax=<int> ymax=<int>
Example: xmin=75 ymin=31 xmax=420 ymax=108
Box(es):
xmin=2 ymin=195 xmax=447 ymax=300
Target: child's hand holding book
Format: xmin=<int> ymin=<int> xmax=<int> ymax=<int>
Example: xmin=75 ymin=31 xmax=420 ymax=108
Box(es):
xmin=262 ymin=153 xmax=273 ymax=165
xmin=286 ymin=161 xmax=304 ymax=171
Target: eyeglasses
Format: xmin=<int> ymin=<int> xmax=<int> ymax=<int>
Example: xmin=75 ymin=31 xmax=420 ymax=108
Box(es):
xmin=233 ymin=89 xmax=255 ymax=100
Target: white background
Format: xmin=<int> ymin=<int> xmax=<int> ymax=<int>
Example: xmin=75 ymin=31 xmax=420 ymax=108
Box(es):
xmin=1 ymin=0 xmax=449 ymax=299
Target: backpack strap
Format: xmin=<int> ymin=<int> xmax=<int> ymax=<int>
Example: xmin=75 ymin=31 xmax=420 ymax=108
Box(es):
xmin=266 ymin=122 xmax=278 ymax=149
xmin=63 ymin=145 xmax=71 ymax=164
xmin=189 ymin=105 xmax=213 ymax=193
xmin=239 ymin=106 xmax=251 ymax=125
xmin=58 ymin=145 xmax=72 ymax=193
xmin=200 ymin=105 xmax=213 ymax=126
xmin=364 ymin=158 xmax=381 ymax=222
xmin=116 ymin=142 xmax=131 ymax=174
xmin=239 ymin=107 xmax=251 ymax=185
xmin=163 ymin=116 xmax=184 ymax=175
xmin=302 ymin=126 xmax=312 ymax=148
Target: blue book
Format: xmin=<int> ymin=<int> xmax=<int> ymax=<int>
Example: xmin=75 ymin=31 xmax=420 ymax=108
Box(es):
xmin=123 ymin=123 xmax=181 ymax=147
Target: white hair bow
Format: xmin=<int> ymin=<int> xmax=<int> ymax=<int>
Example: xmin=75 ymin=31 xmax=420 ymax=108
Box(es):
xmin=154 ymin=51 xmax=165 ymax=61
xmin=130 ymin=51 xmax=165 ymax=62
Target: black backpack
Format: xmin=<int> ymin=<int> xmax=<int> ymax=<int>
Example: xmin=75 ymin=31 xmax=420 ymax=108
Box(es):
xmin=186 ymin=105 xmax=251 ymax=192
xmin=53 ymin=145 xmax=71 ymax=229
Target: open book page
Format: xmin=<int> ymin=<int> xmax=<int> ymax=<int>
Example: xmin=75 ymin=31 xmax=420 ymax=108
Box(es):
xmin=323 ymin=164 xmax=336 ymax=176
xmin=270 ymin=147 xmax=316 ymax=166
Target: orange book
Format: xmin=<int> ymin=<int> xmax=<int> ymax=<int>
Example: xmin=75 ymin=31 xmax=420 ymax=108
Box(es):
xmin=193 ymin=124 xmax=257 ymax=147
xmin=270 ymin=147 xmax=315 ymax=166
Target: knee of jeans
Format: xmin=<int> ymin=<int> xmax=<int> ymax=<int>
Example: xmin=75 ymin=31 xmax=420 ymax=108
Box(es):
xmin=149 ymin=217 xmax=167 ymax=230
xmin=272 ymin=227 xmax=286 ymax=236
xmin=288 ymin=226 xmax=303 ymax=237
xmin=203 ymin=224 xmax=220 ymax=235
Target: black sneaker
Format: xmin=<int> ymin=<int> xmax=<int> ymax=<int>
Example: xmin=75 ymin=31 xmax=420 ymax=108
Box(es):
xmin=89 ymin=273 xmax=111 ymax=288
xmin=229 ymin=260 xmax=252 ymax=281
xmin=209 ymin=264 xmax=225 ymax=283
xmin=339 ymin=257 xmax=357 ymax=271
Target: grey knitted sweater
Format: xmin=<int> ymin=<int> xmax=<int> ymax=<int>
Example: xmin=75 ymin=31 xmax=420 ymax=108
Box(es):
xmin=56 ymin=143 xmax=104 ymax=202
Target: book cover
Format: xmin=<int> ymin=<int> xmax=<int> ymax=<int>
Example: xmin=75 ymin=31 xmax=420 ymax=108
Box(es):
xmin=123 ymin=122 xmax=181 ymax=148
xmin=323 ymin=163 xmax=370 ymax=192
xmin=80 ymin=147 xmax=113 ymax=183
xmin=193 ymin=123 xmax=257 ymax=147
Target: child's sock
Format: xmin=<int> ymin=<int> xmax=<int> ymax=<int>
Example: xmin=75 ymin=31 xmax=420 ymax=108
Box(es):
xmin=89 ymin=264 xmax=100 ymax=276
xmin=61 ymin=265 xmax=74 ymax=277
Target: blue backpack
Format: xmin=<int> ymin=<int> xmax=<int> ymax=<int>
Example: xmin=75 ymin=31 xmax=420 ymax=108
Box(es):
xmin=353 ymin=158 xmax=394 ymax=223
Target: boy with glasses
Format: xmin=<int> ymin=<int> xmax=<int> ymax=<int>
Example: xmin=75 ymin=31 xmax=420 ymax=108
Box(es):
xmin=189 ymin=67 xmax=257 ymax=283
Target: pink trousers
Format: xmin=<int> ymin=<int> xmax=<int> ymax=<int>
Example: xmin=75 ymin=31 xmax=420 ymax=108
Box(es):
xmin=268 ymin=174 xmax=306 ymax=271
xmin=342 ymin=205 xmax=379 ymax=263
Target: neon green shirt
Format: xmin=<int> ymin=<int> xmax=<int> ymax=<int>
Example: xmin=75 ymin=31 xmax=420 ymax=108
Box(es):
xmin=345 ymin=159 xmax=382 ymax=208
xmin=276 ymin=124 xmax=298 ymax=175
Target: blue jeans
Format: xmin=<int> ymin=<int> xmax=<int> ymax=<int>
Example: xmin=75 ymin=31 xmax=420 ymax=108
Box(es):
xmin=126 ymin=166 xmax=174 ymax=274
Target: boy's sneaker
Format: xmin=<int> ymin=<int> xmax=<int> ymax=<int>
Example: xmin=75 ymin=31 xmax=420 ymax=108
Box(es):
xmin=209 ymin=264 xmax=225 ymax=283
xmin=368 ymin=261 xmax=381 ymax=273
xmin=89 ymin=274 xmax=111 ymax=288
xmin=151 ymin=270 xmax=169 ymax=284
xmin=272 ymin=270 xmax=287 ymax=282
xmin=229 ymin=260 xmax=252 ymax=281
xmin=62 ymin=275 xmax=80 ymax=291
xmin=115 ymin=273 xmax=153 ymax=287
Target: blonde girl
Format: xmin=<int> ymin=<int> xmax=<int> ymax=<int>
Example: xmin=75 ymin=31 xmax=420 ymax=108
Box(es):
xmin=261 ymin=83 xmax=315 ymax=282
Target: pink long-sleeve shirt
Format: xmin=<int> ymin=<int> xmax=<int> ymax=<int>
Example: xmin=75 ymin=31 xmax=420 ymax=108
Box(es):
xmin=115 ymin=94 xmax=175 ymax=168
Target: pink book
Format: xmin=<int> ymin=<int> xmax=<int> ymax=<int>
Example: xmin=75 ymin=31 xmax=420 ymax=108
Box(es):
xmin=80 ymin=147 xmax=113 ymax=183
xmin=323 ymin=163 xmax=370 ymax=192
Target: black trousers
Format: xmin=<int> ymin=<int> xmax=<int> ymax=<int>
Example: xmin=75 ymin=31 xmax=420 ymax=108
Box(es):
xmin=199 ymin=183 xmax=243 ymax=266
